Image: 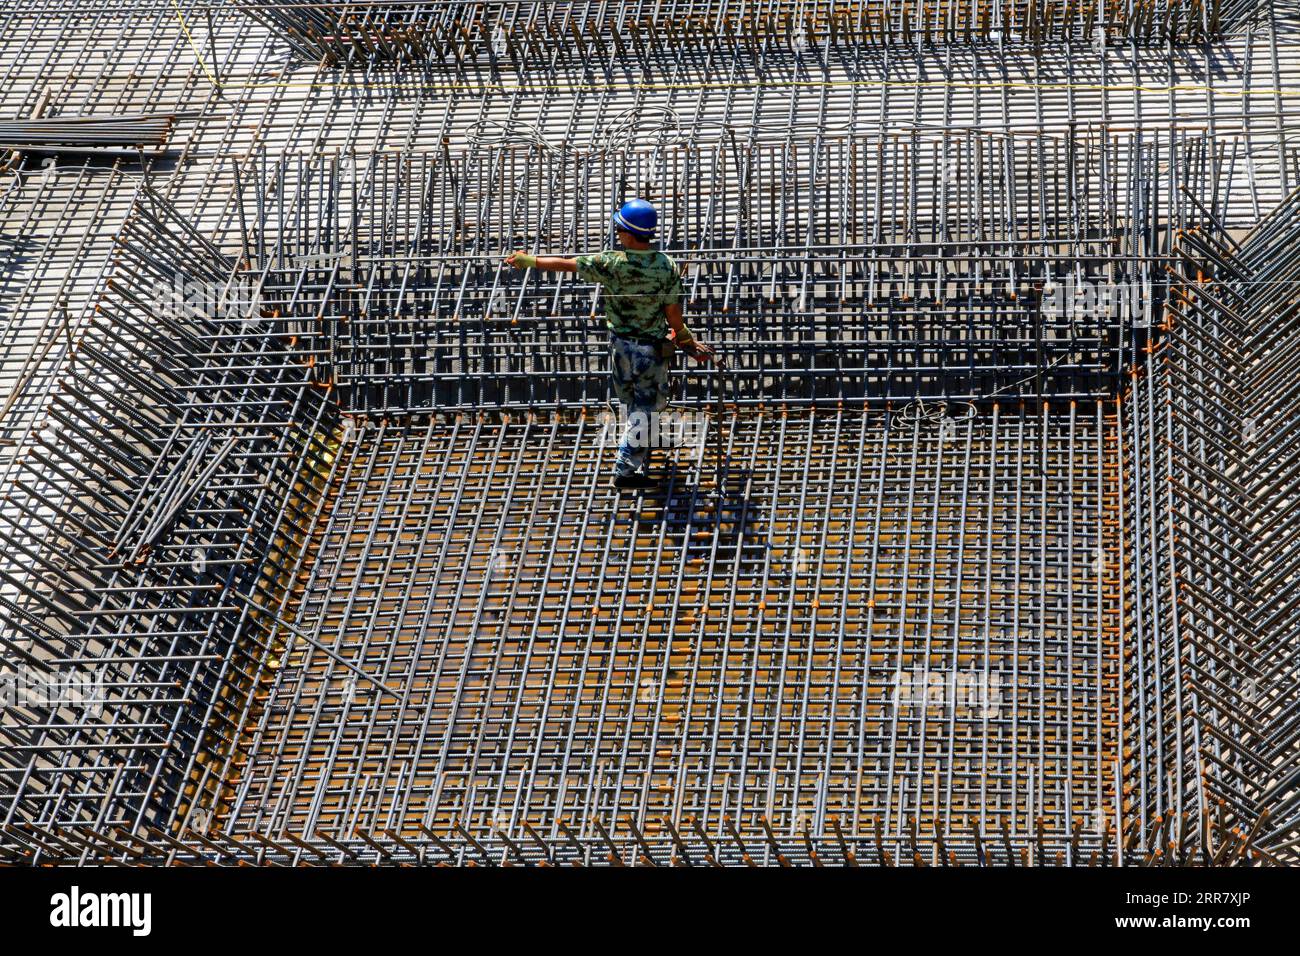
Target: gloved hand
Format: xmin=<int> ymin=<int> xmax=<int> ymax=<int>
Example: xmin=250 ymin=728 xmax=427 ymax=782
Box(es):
xmin=681 ymin=339 xmax=719 ymax=365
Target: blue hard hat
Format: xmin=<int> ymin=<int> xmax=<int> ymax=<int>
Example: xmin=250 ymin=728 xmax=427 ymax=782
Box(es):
xmin=612 ymin=198 xmax=657 ymax=238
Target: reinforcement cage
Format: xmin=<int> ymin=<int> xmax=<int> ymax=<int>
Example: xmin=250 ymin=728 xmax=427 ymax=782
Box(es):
xmin=243 ymin=129 xmax=1239 ymax=415
xmin=233 ymin=0 xmax=1267 ymax=64
xmin=0 ymin=0 xmax=1297 ymax=868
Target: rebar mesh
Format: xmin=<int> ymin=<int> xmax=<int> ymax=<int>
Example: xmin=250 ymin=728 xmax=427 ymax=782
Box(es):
xmin=0 ymin=0 xmax=1297 ymax=868
xmin=1117 ymin=186 xmax=1300 ymax=859
xmin=231 ymin=0 xmax=1265 ymax=64
xmin=0 ymin=188 xmax=340 ymax=837
xmin=219 ymin=405 xmax=1115 ymax=849
xmin=249 ymin=130 xmax=1202 ymax=414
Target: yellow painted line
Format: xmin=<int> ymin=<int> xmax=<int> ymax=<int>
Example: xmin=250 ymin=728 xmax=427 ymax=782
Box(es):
xmin=171 ymin=0 xmax=223 ymax=89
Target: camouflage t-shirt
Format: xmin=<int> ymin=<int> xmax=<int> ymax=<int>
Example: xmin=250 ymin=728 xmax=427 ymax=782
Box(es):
xmin=574 ymin=249 xmax=683 ymax=340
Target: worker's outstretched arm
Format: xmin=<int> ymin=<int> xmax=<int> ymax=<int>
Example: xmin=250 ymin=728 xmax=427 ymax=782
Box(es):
xmin=506 ymin=251 xmax=577 ymax=273
xmin=666 ymin=302 xmax=719 ymax=365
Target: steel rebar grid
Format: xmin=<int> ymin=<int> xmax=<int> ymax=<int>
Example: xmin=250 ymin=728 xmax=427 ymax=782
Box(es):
xmin=212 ymin=404 xmax=1116 ymax=858
xmin=2 ymin=807 xmax=1271 ymax=865
xmin=244 ymin=129 xmax=1229 ymax=415
xmin=5 ymin=4 xmax=1297 ymax=189
xmin=0 ymin=0 xmax=1298 ymax=869
xmin=227 ymin=0 xmax=1265 ymax=67
xmin=0 ymin=187 xmax=341 ymax=840
xmin=1116 ymin=184 xmax=1300 ymax=862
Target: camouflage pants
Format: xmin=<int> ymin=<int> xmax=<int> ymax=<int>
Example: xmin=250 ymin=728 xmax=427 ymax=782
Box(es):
xmin=609 ymin=335 xmax=670 ymax=476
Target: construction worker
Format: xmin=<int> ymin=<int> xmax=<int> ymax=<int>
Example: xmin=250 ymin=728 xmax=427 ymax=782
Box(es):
xmin=506 ymin=198 xmax=717 ymax=490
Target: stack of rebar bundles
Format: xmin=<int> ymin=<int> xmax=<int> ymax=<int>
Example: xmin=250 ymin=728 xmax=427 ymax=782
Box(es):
xmin=0 ymin=112 xmax=175 ymax=152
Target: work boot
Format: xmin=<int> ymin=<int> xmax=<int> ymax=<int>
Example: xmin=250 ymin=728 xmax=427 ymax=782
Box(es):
xmin=612 ymin=472 xmax=658 ymax=491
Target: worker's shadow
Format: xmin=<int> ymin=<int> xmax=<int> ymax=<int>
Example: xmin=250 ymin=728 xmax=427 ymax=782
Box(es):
xmin=627 ymin=462 xmax=764 ymax=570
